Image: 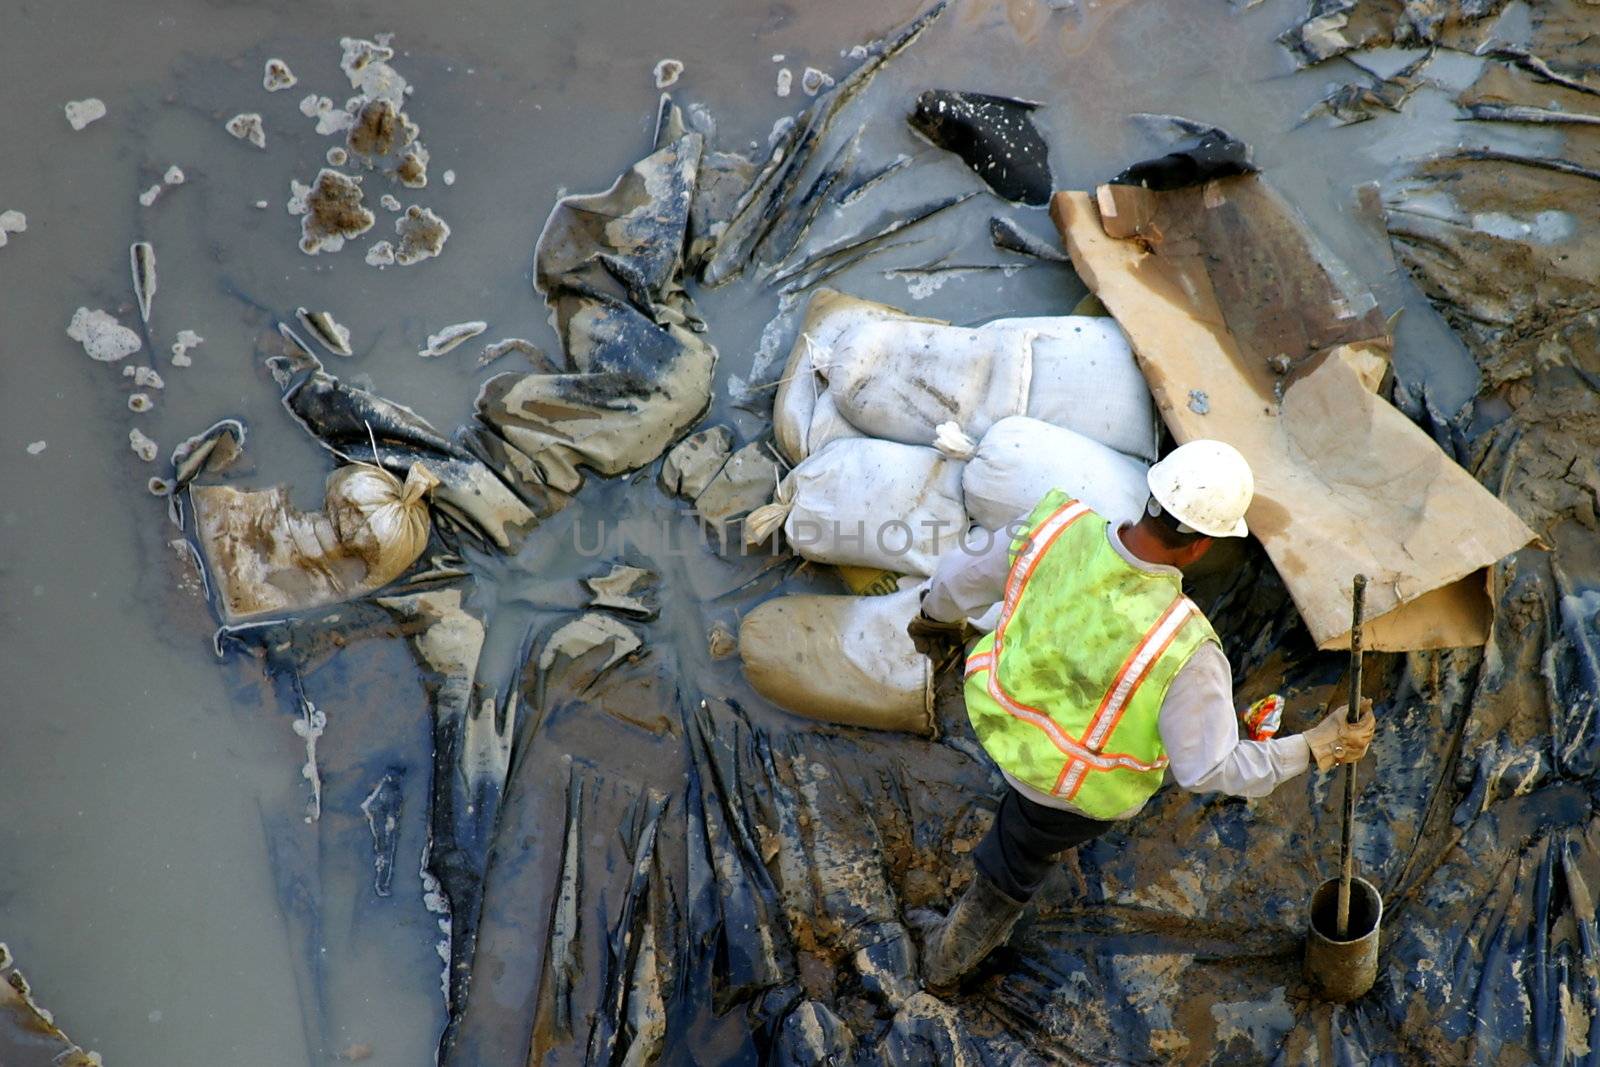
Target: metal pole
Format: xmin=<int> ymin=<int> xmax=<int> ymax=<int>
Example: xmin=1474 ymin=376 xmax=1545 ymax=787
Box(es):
xmin=1336 ymin=574 xmax=1367 ymax=940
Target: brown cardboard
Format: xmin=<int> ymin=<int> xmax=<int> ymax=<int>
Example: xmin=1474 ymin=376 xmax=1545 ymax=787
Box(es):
xmin=1053 ymin=182 xmax=1537 ymax=651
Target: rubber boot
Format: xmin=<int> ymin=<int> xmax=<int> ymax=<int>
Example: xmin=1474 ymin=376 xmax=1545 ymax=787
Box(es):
xmin=920 ymin=871 xmax=1027 ymax=994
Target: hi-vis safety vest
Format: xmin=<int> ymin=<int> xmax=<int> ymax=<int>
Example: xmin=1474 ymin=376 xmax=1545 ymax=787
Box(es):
xmin=964 ymin=490 xmax=1219 ymax=819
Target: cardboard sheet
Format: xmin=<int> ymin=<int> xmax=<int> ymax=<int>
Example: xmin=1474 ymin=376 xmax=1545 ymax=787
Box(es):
xmin=1053 ymin=179 xmax=1537 ymax=650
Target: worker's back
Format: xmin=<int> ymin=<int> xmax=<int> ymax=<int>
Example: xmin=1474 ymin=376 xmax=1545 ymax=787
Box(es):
xmin=962 ymin=490 xmax=1218 ymax=819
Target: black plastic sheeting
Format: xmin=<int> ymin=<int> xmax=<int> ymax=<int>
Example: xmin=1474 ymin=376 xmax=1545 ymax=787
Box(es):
xmin=179 ymin=2 xmax=1600 ymax=1063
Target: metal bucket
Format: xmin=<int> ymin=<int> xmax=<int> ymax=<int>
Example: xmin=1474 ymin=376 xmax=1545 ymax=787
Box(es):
xmin=1305 ymin=875 xmax=1383 ymax=1002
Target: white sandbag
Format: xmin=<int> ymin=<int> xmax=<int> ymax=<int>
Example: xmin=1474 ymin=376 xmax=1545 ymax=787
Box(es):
xmin=981 ymin=316 xmax=1159 ymax=462
xmin=937 ymin=415 xmax=1149 ymax=532
xmin=744 ymin=438 xmax=967 ymax=577
xmin=738 ymin=584 xmax=933 ymax=735
xmin=806 ymin=389 xmax=865 ymax=455
xmin=818 ymin=320 xmax=1033 ymax=446
xmin=772 ymin=289 xmax=942 ymax=464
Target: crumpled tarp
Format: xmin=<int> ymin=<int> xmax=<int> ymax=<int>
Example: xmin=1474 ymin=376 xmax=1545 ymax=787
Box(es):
xmin=169 ymin=1 xmax=1600 ymax=1063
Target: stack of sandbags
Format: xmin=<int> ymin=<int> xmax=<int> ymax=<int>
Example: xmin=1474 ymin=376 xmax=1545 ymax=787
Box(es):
xmin=742 ymin=289 xmax=1159 ymax=735
xmin=763 ymin=290 xmax=1156 ymax=568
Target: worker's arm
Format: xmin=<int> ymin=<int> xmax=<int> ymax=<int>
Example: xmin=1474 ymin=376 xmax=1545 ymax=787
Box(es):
xmin=1158 ymin=644 xmax=1311 ymax=797
xmin=920 ymin=525 xmax=1013 ymax=623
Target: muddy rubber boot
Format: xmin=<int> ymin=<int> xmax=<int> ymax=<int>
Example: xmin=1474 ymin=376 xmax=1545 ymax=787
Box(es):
xmin=920 ymin=872 xmax=1027 ymax=995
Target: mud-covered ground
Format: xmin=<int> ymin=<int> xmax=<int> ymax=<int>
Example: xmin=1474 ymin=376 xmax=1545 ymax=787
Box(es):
xmin=3 ymin=1 xmax=1596 ymax=1064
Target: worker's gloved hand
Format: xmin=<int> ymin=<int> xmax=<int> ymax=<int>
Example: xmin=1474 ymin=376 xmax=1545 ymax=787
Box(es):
xmin=1302 ymin=698 xmax=1375 ymax=771
xmin=907 ymin=612 xmax=973 ymax=672
xmin=1239 ymin=694 xmax=1284 ymax=741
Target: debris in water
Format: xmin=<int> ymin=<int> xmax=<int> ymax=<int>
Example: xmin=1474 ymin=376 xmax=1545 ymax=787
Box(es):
xmin=139 ymin=184 xmax=163 ymax=207
xmin=148 ymin=476 xmax=174 ymax=496
xmin=442 ymin=169 xmax=455 ymax=186
xmin=776 ymin=67 xmax=793 ymax=97
xmin=124 ymin=365 xmax=165 ymax=389
xmin=477 ymin=337 xmax=547 ymax=368
xmin=164 ymin=165 xmax=185 ymax=185
xmin=129 ymin=428 xmax=159 ymax=461
xmin=128 ymin=393 xmax=153 ymax=413
xmin=909 ymin=89 xmax=1052 ymax=205
xmin=26 ymin=441 xmax=46 ymax=456
xmin=67 ymin=307 xmax=141 ymax=362
xmin=585 ymin=564 xmax=659 ymax=620
xmin=654 ymin=59 xmax=684 ymax=89
xmin=1188 ymin=389 xmax=1210 ymax=415
xmin=63 ymin=97 xmax=106 ymax=130
xmin=392 ymin=205 xmax=449 ymax=264
xmin=340 ymin=1041 xmax=375 ymax=1062
xmin=0 ymin=209 xmax=25 ymax=247
xmin=171 ymin=329 xmax=203 ymax=367
xmin=327 ymin=146 xmax=349 ymax=166
xmin=359 ymin=772 xmax=403 ymax=897
xmin=395 ymin=145 xmax=429 ymax=188
xmin=130 ymin=241 xmax=156 ymax=324
xmin=802 ymin=67 xmax=834 ymax=96
xmin=296 ymin=307 xmax=354 ymax=356
xmin=419 ymin=320 xmax=487 ymax=357
xmin=1269 ymin=353 xmax=1292 ymax=375
xmin=379 ymin=193 xmax=401 ymax=211
xmin=253 ymin=199 xmax=268 ymax=209
xmin=990 ymin=215 xmax=1068 ymax=262
xmin=292 ymin=698 xmax=327 ymax=822
xmin=300 ymin=93 xmax=353 ymax=136
xmin=289 ymin=169 xmax=374 ymax=254
xmin=660 ymin=425 xmax=733 ymax=500
xmin=538 ymin=613 xmax=641 ymax=673
xmin=339 ymin=35 xmax=407 ymax=103
xmin=263 ymin=58 xmax=297 ymax=92
xmin=364 ymin=240 xmax=396 ymax=267
xmin=707 ymin=620 xmax=736 ymax=659
xmin=348 ymin=98 xmax=408 ymax=157
xmin=169 ymin=419 xmax=246 ymax=497
xmin=224 ymin=112 xmax=266 ymax=148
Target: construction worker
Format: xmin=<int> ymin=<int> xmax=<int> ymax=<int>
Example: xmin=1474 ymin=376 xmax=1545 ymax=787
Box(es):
xmin=907 ymin=439 xmax=1376 ymax=991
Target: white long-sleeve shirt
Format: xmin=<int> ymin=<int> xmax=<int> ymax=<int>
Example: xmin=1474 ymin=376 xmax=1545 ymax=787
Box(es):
xmin=923 ymin=521 xmax=1310 ymax=818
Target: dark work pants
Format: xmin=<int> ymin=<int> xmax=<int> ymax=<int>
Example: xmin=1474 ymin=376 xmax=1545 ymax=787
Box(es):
xmin=972 ymin=786 xmax=1114 ymax=902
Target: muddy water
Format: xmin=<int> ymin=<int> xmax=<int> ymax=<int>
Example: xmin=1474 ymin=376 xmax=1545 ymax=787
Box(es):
xmin=0 ymin=1 xmax=1540 ymax=1063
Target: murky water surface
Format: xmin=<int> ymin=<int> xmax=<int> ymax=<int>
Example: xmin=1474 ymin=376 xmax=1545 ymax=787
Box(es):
xmin=0 ymin=0 xmax=1541 ymax=1062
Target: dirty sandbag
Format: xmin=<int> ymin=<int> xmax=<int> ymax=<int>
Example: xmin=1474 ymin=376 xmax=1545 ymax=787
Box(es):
xmin=772 ymin=288 xmax=940 ymax=464
xmin=282 ymin=367 xmax=541 ymax=551
xmin=744 ymin=438 xmax=967 ymax=576
xmin=937 ymin=415 xmax=1149 ymax=532
xmin=474 ymin=314 xmax=716 ymax=494
xmin=738 ymin=584 xmax=933 ymax=735
xmin=819 ymin=319 xmax=1033 ymax=447
xmin=981 ymin=315 xmax=1159 ymax=462
xmin=479 ymin=120 xmax=718 ymax=495
xmin=189 ymin=461 xmax=439 ymax=622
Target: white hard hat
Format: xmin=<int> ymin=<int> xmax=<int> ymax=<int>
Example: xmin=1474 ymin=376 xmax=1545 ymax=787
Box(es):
xmin=1146 ymin=440 xmax=1254 ymax=538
